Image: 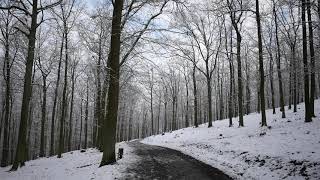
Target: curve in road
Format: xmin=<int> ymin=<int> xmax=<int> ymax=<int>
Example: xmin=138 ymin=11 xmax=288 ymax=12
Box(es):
xmin=122 ymin=141 xmax=232 ymax=180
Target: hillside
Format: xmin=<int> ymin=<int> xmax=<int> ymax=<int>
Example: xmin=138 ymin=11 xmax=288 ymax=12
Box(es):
xmin=143 ymin=100 xmax=320 ymax=179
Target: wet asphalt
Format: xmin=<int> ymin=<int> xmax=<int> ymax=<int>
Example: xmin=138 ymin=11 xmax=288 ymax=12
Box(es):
xmin=122 ymin=141 xmax=232 ymax=180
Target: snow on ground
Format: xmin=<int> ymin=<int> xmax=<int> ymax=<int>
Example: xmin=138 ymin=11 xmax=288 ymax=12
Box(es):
xmin=0 ymin=142 xmax=138 ymax=180
xmin=143 ymin=100 xmax=320 ymax=180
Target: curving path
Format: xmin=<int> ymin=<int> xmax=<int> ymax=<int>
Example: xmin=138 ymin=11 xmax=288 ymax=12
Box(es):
xmin=122 ymin=141 xmax=232 ymax=180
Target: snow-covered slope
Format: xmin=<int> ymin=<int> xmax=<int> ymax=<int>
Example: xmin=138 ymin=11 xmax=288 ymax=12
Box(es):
xmin=143 ymin=100 xmax=320 ymax=180
xmin=0 ymin=143 xmax=136 ymax=180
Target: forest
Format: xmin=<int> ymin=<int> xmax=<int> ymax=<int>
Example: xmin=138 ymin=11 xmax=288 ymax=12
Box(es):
xmin=0 ymin=0 xmax=319 ymax=175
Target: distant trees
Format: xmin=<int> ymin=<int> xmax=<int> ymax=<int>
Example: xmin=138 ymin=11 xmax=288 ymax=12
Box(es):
xmin=0 ymin=0 xmax=319 ymax=170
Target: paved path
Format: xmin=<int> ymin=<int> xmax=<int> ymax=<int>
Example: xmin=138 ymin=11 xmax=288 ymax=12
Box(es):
xmin=123 ymin=141 xmax=232 ymax=180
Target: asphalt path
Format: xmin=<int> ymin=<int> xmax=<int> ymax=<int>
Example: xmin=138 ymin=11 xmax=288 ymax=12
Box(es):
xmin=122 ymin=141 xmax=232 ymax=180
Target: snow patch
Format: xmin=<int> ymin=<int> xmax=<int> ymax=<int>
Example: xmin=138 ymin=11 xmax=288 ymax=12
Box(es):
xmin=142 ymin=100 xmax=320 ymax=180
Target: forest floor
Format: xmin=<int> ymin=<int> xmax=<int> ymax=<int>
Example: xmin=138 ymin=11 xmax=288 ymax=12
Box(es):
xmin=0 ymin=140 xmax=231 ymax=180
xmin=0 ymin=143 xmax=136 ymax=180
xmin=1 ymin=100 xmax=319 ymax=180
xmin=143 ymin=100 xmax=320 ymax=179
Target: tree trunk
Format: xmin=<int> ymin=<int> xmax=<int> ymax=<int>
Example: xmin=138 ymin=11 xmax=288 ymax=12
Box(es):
xmin=302 ymin=0 xmax=312 ymax=122
xmin=268 ymin=46 xmax=276 ymax=114
xmin=79 ymin=99 xmax=83 ymax=149
xmin=192 ymin=65 xmax=198 ymax=127
xmin=68 ymin=65 xmax=76 ymax=152
xmin=236 ymin=31 xmax=244 ymax=127
xmin=39 ymin=74 xmax=47 ymax=157
xmin=11 ymin=0 xmax=38 ymax=170
xmin=307 ymin=0 xmax=315 ymax=117
xmin=100 ymin=0 xmax=123 ymax=167
xmin=1 ymin=34 xmax=11 ymax=167
xmin=207 ymin=76 xmax=213 ymax=127
xmin=185 ymin=80 xmax=189 ymax=128
xmin=273 ymin=0 xmax=286 ymax=118
xmin=84 ymin=82 xmax=89 ymax=149
xmin=95 ymin=44 xmax=102 ymax=148
xmin=245 ymin=52 xmax=251 ymax=115
xmin=50 ymin=34 xmax=64 ymax=156
xmin=256 ymin=0 xmax=267 ymax=126
xmin=58 ymin=23 xmax=69 ymax=158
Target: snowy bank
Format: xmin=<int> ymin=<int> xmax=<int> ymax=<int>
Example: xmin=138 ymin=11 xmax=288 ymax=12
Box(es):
xmin=142 ymin=100 xmax=320 ymax=180
xmin=0 ymin=142 xmax=137 ymax=180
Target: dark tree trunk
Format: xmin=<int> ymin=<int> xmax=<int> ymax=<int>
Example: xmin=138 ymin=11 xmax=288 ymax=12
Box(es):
xmin=273 ymin=1 xmax=286 ymax=118
xmin=245 ymin=52 xmax=250 ymax=115
xmin=79 ymin=99 xmax=83 ymax=149
xmin=207 ymin=76 xmax=213 ymax=127
xmin=50 ymin=35 xmax=64 ymax=156
xmin=1 ymin=32 xmax=11 ymax=167
xmin=58 ymin=22 xmax=69 ymax=158
xmin=192 ymin=65 xmax=198 ymax=127
xmin=267 ymin=46 xmax=276 ymax=114
xmin=39 ymin=74 xmax=47 ymax=157
xmin=95 ymin=44 xmax=102 ymax=148
xmin=302 ymin=0 xmax=312 ymax=122
xmin=84 ymin=82 xmax=89 ymax=149
xmin=236 ymin=31 xmax=244 ymax=127
xmin=292 ymin=47 xmax=298 ymax=112
xmin=256 ymin=0 xmax=267 ymax=126
xmin=100 ymin=0 xmax=123 ymax=166
xmin=68 ymin=65 xmax=76 ymax=152
xmin=164 ymin=89 xmax=168 ymax=132
xmin=185 ymin=79 xmax=189 ymax=128
xmin=307 ymin=0 xmax=315 ymax=117
xmin=11 ymin=0 xmax=38 ymax=170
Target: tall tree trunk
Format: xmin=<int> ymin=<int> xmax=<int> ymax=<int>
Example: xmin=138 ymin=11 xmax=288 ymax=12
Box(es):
xmin=236 ymin=30 xmax=244 ymax=127
xmin=79 ymin=99 xmax=83 ymax=149
xmin=207 ymin=76 xmax=213 ymax=127
xmin=245 ymin=52 xmax=251 ymax=115
xmin=273 ymin=0 xmax=286 ymax=118
xmin=100 ymin=0 xmax=123 ymax=167
xmin=268 ymin=46 xmax=276 ymax=114
xmin=150 ymin=70 xmax=154 ymax=135
xmin=68 ymin=65 xmax=76 ymax=152
xmin=302 ymin=0 xmax=312 ymax=122
xmin=58 ymin=23 xmax=69 ymax=158
xmin=164 ymin=88 xmax=168 ymax=132
xmin=256 ymin=0 xmax=267 ymax=126
xmin=39 ymin=74 xmax=47 ymax=157
xmin=11 ymin=0 xmax=38 ymax=170
xmin=293 ymin=47 xmax=298 ymax=112
xmin=84 ymin=82 xmax=89 ymax=149
xmin=185 ymin=80 xmax=189 ymax=128
xmin=1 ymin=34 xmax=11 ymax=167
xmin=95 ymin=44 xmax=102 ymax=148
xmin=192 ymin=65 xmax=198 ymax=127
xmin=50 ymin=35 xmax=64 ymax=156
xmin=307 ymin=0 xmax=315 ymax=117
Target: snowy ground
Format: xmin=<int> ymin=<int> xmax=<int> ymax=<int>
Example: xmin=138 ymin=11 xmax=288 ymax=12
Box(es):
xmin=143 ymin=100 xmax=320 ymax=180
xmin=0 ymin=143 xmax=138 ymax=180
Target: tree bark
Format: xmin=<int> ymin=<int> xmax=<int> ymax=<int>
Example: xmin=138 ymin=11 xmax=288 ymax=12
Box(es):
xmin=192 ymin=65 xmax=198 ymax=127
xmin=100 ymin=0 xmax=123 ymax=166
xmin=68 ymin=64 xmax=76 ymax=152
xmin=84 ymin=82 xmax=89 ymax=149
xmin=58 ymin=21 xmax=69 ymax=158
xmin=256 ymin=0 xmax=267 ymax=126
xmin=1 ymin=29 xmax=11 ymax=167
xmin=11 ymin=0 xmax=38 ymax=170
xmin=307 ymin=0 xmax=315 ymax=117
xmin=273 ymin=0 xmax=286 ymax=118
xmin=50 ymin=34 xmax=64 ymax=156
xmin=39 ymin=74 xmax=47 ymax=157
xmin=302 ymin=0 xmax=312 ymax=122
